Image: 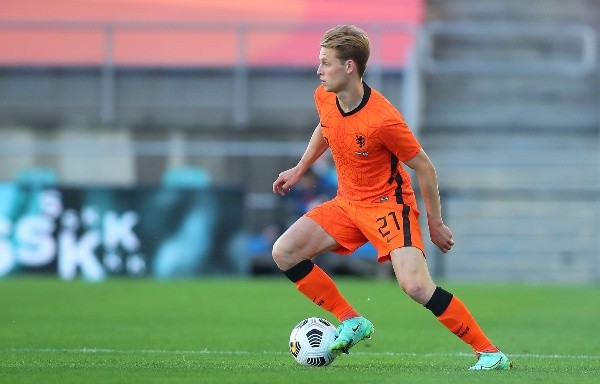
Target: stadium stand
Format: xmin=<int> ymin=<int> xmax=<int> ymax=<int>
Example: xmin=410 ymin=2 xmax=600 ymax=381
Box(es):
xmin=1 ymin=0 xmax=600 ymax=282
xmin=420 ymin=0 xmax=600 ymax=282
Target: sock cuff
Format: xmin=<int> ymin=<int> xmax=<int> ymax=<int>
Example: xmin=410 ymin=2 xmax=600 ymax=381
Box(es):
xmin=283 ymin=259 xmax=315 ymax=282
xmin=424 ymin=286 xmax=454 ymax=317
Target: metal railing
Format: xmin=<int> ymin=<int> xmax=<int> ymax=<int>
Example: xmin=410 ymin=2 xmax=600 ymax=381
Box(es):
xmin=406 ymin=21 xmax=599 ymax=132
xmin=0 ymin=21 xmax=420 ymax=126
xmin=1 ymin=20 xmax=598 ymax=156
xmin=420 ymin=21 xmax=597 ymax=76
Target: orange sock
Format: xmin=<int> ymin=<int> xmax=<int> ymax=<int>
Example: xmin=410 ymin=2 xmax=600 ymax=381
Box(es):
xmin=438 ymin=296 xmax=497 ymax=353
xmin=425 ymin=286 xmax=498 ymax=353
xmin=284 ymin=260 xmax=359 ymax=321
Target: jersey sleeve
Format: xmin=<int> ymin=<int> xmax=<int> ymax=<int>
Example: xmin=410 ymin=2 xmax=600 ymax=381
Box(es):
xmin=378 ymin=120 xmax=421 ymax=162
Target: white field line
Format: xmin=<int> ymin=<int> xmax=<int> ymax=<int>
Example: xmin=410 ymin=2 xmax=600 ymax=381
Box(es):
xmin=4 ymin=348 xmax=600 ymax=360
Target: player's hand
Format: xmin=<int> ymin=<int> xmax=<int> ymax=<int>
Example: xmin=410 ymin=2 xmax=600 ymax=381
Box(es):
xmin=273 ymin=167 xmax=303 ymax=196
xmin=428 ymin=220 xmax=454 ymax=253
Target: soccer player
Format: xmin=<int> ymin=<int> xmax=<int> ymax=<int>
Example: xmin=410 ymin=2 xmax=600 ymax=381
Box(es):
xmin=272 ymin=25 xmax=511 ymax=371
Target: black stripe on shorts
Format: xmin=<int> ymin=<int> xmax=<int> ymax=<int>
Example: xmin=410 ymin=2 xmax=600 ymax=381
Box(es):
xmin=402 ymin=205 xmax=412 ymax=247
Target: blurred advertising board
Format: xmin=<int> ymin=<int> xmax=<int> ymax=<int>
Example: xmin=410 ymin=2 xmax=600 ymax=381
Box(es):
xmin=0 ymin=183 xmax=245 ymax=280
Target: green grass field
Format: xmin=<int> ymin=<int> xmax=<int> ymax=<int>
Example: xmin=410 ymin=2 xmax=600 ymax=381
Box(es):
xmin=1 ymin=276 xmax=598 ymax=383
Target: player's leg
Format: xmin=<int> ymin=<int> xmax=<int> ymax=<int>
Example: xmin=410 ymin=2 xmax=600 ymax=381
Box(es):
xmin=390 ymin=247 xmax=511 ymax=370
xmin=273 ymin=202 xmax=374 ymax=355
xmin=272 ymin=215 xmax=360 ymax=322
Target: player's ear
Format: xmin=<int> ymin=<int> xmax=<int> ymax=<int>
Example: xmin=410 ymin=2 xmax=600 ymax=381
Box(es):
xmin=345 ymin=59 xmax=355 ymax=74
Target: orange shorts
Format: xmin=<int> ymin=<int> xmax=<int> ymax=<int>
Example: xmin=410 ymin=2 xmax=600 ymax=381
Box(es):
xmin=305 ymin=196 xmax=425 ymax=262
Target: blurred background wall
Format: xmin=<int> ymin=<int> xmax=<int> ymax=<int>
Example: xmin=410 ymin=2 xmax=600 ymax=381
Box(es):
xmin=1 ymin=0 xmax=599 ymax=282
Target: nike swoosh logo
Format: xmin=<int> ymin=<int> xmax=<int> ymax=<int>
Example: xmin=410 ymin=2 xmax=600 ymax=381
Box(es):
xmin=352 ymin=324 xmax=360 ymax=332
xmin=386 ymin=235 xmax=399 ymax=243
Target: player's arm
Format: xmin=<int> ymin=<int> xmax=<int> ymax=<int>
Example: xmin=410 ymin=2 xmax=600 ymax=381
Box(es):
xmin=273 ymin=123 xmax=329 ymax=196
xmin=404 ymin=149 xmax=454 ymax=253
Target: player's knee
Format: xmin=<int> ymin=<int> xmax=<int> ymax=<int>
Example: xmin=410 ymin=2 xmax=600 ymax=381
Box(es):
xmin=400 ymin=281 xmax=433 ymax=305
xmin=272 ymin=237 xmax=294 ymax=271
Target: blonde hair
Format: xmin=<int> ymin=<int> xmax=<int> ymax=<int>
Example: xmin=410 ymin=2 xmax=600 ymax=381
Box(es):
xmin=320 ymin=25 xmax=370 ymax=77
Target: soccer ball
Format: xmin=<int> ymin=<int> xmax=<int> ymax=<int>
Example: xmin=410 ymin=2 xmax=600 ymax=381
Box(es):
xmin=289 ymin=317 xmax=337 ymax=366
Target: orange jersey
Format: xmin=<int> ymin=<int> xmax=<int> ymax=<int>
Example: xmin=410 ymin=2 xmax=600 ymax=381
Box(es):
xmin=315 ymin=83 xmax=421 ymax=206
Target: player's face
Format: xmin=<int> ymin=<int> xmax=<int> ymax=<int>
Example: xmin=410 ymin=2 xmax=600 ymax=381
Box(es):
xmin=317 ymin=47 xmax=349 ymax=93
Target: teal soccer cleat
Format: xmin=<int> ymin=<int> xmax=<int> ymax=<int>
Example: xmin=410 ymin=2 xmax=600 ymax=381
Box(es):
xmin=329 ymin=316 xmax=374 ymax=355
xmin=469 ymin=351 xmax=512 ymax=371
